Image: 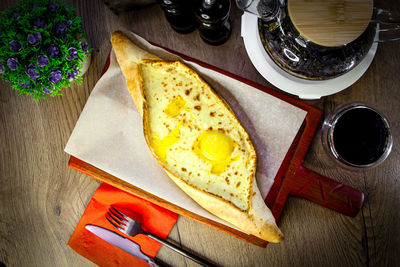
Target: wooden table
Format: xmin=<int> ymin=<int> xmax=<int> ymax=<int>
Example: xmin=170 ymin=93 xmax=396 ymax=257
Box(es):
xmin=1 ymin=0 xmax=399 ymax=266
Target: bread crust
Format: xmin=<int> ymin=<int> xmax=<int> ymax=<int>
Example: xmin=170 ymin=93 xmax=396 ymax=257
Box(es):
xmin=111 ymin=31 xmax=283 ymax=243
xmin=111 ymin=31 xmax=160 ymax=116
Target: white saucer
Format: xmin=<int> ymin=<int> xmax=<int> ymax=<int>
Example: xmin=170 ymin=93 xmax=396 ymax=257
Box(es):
xmin=240 ymin=13 xmax=378 ymax=99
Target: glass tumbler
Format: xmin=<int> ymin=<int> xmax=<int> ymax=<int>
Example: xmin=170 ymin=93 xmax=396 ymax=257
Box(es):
xmin=321 ymin=103 xmax=393 ymax=171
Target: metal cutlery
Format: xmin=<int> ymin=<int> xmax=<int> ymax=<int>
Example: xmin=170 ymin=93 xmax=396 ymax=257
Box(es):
xmin=85 ymin=224 xmax=159 ymax=266
xmin=106 ymin=206 xmax=216 ymax=267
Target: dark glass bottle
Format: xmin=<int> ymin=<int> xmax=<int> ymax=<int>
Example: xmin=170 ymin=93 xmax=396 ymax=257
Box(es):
xmin=158 ymin=0 xmax=197 ymax=34
xmin=194 ymin=0 xmax=231 ymax=45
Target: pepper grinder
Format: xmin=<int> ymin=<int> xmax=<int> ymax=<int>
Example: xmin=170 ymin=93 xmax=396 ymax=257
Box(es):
xmin=158 ymin=0 xmax=197 ymax=34
xmin=194 ymin=0 xmax=232 ymax=45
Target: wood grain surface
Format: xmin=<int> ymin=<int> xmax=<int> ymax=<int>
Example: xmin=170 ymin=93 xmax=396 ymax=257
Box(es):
xmin=1 ymin=0 xmax=399 ymax=266
xmin=288 ymin=0 xmax=373 ymax=46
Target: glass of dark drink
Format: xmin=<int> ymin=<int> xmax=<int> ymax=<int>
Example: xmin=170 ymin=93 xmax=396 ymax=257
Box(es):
xmin=321 ymin=103 xmax=393 ymax=171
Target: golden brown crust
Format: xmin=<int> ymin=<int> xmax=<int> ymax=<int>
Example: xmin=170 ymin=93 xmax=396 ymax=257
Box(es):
xmin=111 ymin=31 xmax=160 ymax=116
xmin=110 ymin=31 xmax=283 ymax=243
xmin=165 ymin=169 xmax=283 ymax=242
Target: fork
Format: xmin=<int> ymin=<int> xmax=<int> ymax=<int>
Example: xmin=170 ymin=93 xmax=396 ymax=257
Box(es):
xmin=106 ymin=206 xmax=216 ymax=267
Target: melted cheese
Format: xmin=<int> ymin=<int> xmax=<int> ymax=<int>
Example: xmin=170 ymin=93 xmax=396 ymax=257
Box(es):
xmin=141 ymin=60 xmax=255 ymax=211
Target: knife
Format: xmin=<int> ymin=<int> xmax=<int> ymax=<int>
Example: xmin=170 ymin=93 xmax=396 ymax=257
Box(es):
xmin=85 ymin=224 xmax=159 ymax=266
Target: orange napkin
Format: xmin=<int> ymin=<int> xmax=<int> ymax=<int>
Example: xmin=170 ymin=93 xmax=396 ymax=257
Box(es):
xmin=68 ymin=183 xmax=178 ymax=266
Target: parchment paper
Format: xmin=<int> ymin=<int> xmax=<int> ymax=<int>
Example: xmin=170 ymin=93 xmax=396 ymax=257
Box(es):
xmin=65 ymin=32 xmax=307 ymax=232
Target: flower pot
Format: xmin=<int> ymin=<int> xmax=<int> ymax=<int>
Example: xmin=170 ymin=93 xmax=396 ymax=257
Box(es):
xmin=79 ymin=54 xmax=92 ymax=76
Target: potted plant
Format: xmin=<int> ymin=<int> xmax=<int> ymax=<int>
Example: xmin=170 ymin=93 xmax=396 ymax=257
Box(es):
xmin=0 ymin=0 xmax=91 ymax=101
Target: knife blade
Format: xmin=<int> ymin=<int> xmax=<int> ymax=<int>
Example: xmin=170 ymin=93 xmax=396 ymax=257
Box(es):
xmin=85 ymin=224 xmax=158 ymax=266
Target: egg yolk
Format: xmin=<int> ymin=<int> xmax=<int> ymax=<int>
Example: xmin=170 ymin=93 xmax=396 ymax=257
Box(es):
xmin=194 ymin=130 xmax=239 ymax=174
xmin=200 ymin=131 xmax=234 ymax=162
xmin=164 ymin=95 xmax=186 ymax=117
xmin=151 ymin=122 xmax=181 ymax=162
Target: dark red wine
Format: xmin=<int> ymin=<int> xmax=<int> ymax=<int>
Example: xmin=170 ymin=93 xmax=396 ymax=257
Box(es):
xmin=332 ymin=107 xmax=389 ymax=166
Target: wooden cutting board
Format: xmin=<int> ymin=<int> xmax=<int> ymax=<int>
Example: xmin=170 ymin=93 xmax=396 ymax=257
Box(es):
xmin=68 ymin=45 xmax=364 ymax=247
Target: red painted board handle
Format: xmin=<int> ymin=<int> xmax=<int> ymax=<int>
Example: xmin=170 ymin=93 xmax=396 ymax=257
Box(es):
xmin=289 ymin=166 xmax=365 ymax=217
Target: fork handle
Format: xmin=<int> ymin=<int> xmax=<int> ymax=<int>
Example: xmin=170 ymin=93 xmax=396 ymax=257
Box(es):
xmin=147 ymin=234 xmax=216 ymax=267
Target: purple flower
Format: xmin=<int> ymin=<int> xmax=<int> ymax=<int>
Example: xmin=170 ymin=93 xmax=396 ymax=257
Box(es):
xmin=43 ymin=88 xmax=53 ymax=94
xmin=47 ymin=3 xmax=59 ymax=12
xmin=53 ymin=22 xmax=67 ymax=37
xmin=12 ymin=12 xmax=19 ymax=19
xmin=0 ymin=63 xmax=5 ymax=74
xmin=9 ymin=40 xmax=22 ymax=52
xmin=26 ymin=66 xmax=40 ymax=81
xmin=31 ymin=3 xmax=40 ymax=10
xmin=67 ymin=69 xmax=79 ymax=81
xmin=33 ymin=18 xmax=47 ymax=29
xmin=47 ymin=44 xmax=60 ymax=58
xmin=37 ymin=55 xmax=49 ymax=67
xmin=7 ymin=57 xmax=18 ymax=71
xmin=27 ymin=32 xmax=41 ymax=47
xmin=66 ymin=20 xmax=72 ymax=26
xmin=67 ymin=47 xmax=78 ymax=60
xmin=49 ymin=69 xmax=62 ymax=83
xmin=19 ymin=81 xmax=30 ymax=88
xmin=81 ymin=41 xmax=89 ymax=54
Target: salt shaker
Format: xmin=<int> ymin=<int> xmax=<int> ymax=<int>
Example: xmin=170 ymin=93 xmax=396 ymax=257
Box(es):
xmin=158 ymin=0 xmax=197 ymax=34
